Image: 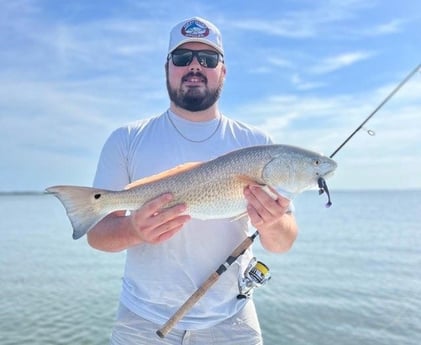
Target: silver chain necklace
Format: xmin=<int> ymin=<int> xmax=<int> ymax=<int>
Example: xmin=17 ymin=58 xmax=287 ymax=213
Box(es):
xmin=166 ymin=111 xmax=222 ymax=143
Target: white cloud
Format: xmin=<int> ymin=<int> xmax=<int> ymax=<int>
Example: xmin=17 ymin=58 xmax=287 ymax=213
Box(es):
xmin=291 ymin=74 xmax=326 ymax=91
xmin=310 ymin=51 xmax=374 ymax=74
xmin=230 ymin=77 xmax=421 ymax=189
xmin=0 ymin=0 xmax=420 ymax=191
xmin=267 ymin=57 xmax=293 ymax=68
xmin=368 ymin=19 xmax=406 ymax=35
xmin=226 ymin=0 xmax=386 ymax=39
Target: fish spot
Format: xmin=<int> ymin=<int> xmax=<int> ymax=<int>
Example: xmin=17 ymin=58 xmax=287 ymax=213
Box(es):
xmin=94 ymin=194 xmax=101 ymax=200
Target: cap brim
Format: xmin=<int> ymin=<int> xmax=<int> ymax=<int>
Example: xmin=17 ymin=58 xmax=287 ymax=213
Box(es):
xmin=168 ymin=38 xmax=224 ymax=55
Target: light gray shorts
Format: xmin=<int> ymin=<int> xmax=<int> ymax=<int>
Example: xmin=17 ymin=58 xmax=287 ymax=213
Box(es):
xmin=110 ymin=300 xmax=263 ymax=345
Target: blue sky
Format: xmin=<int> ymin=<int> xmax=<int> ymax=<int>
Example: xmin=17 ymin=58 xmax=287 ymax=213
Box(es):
xmin=1 ymin=0 xmax=420 ymax=191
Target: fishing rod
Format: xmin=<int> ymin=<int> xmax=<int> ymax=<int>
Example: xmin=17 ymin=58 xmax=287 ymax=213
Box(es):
xmin=329 ymin=63 xmax=421 ymax=158
xmin=156 ymin=230 xmax=259 ymax=338
xmin=318 ymin=63 xmax=420 ymax=207
xmin=156 ymin=63 xmax=421 ymax=338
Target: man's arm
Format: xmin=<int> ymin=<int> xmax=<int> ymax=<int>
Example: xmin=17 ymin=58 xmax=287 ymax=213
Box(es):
xmin=87 ymin=193 xmax=191 ymax=252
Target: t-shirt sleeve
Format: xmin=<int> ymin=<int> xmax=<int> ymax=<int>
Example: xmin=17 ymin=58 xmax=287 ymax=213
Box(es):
xmin=93 ymin=127 xmax=130 ymax=190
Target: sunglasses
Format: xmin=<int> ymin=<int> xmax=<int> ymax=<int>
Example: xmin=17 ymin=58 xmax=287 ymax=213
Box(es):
xmin=168 ymin=49 xmax=223 ymax=68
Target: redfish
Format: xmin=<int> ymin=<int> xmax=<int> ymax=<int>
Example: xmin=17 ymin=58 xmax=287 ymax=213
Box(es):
xmin=46 ymin=144 xmax=337 ymax=239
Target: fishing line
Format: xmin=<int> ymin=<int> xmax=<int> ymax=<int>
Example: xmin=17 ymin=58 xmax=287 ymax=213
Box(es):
xmin=329 ymin=63 xmax=421 ymax=159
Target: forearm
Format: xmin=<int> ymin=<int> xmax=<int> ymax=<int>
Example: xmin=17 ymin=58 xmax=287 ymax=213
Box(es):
xmin=86 ymin=194 xmax=190 ymax=252
xmin=258 ymin=213 xmax=298 ymax=253
xmin=87 ymin=212 xmax=141 ymax=252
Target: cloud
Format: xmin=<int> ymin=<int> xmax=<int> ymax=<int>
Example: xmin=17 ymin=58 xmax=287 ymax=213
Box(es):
xmin=367 ymin=19 xmax=406 ymax=35
xmin=290 ymin=74 xmax=326 ymax=91
xmin=310 ymin=51 xmax=374 ymax=74
xmin=226 ymin=0 xmax=382 ymax=39
xmin=230 ymin=76 xmax=421 ymax=189
xmin=0 ymin=0 xmax=419 ymax=191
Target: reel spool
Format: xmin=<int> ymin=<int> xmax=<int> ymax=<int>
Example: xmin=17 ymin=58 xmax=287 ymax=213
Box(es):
xmin=238 ymin=257 xmax=271 ymax=299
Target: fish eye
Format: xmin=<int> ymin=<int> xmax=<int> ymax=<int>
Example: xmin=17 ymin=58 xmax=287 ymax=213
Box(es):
xmin=314 ymin=159 xmax=320 ymax=166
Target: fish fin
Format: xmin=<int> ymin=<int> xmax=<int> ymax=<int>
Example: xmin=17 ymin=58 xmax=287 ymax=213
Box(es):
xmin=125 ymin=162 xmax=203 ymax=190
xmin=260 ymin=185 xmax=279 ymax=200
xmin=235 ymin=176 xmax=278 ymax=200
xmin=235 ymin=175 xmax=264 ymax=186
xmin=46 ymin=185 xmax=111 ymax=239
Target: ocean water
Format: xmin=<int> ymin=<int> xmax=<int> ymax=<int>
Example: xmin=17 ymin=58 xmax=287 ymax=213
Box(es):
xmin=0 ymin=190 xmax=420 ymax=345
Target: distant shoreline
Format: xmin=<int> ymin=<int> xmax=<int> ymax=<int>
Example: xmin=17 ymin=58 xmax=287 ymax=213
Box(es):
xmin=1 ymin=189 xmax=420 ymax=196
xmin=0 ymin=191 xmax=45 ymax=196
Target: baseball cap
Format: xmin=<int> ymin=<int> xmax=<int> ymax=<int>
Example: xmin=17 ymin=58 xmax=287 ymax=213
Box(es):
xmin=168 ymin=17 xmax=224 ymax=55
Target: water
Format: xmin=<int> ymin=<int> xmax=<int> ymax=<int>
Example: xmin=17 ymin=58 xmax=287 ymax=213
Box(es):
xmin=1 ymin=191 xmax=420 ymax=344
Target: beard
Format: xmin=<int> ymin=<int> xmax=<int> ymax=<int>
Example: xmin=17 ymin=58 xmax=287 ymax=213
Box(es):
xmin=166 ymin=69 xmax=224 ymax=112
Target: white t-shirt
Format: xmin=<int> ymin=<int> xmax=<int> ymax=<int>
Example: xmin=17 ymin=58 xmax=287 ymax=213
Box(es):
xmin=93 ymin=110 xmax=272 ymax=330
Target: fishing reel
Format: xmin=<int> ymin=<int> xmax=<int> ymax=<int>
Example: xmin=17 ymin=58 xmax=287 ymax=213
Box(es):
xmin=237 ymin=257 xmax=271 ymax=299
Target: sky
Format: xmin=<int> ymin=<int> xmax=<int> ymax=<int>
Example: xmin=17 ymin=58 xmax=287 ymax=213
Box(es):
xmin=1 ymin=0 xmax=420 ymax=192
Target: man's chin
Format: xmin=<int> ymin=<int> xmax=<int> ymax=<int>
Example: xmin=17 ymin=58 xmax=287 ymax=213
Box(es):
xmin=183 ymin=86 xmax=206 ymax=97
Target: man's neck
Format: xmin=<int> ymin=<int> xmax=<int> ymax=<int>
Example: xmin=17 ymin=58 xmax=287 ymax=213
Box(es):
xmin=170 ymin=103 xmax=220 ymax=122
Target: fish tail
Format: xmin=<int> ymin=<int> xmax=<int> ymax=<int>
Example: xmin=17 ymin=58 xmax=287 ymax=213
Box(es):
xmin=46 ymin=185 xmax=111 ymax=240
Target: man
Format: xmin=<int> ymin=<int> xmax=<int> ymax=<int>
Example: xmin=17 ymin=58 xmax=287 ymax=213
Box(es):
xmin=88 ymin=17 xmax=298 ymax=345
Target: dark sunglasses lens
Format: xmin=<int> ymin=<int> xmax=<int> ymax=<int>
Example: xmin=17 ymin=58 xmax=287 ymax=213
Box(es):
xmin=171 ymin=50 xmax=220 ymax=68
xmin=198 ymin=52 xmax=219 ymax=68
xmin=171 ymin=50 xmax=193 ymax=66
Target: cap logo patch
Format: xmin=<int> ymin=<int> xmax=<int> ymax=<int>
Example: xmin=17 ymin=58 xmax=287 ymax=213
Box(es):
xmin=181 ymin=19 xmax=210 ymax=38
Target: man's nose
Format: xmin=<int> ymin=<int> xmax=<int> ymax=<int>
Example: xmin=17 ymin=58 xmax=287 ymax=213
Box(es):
xmin=189 ymin=56 xmax=202 ymax=70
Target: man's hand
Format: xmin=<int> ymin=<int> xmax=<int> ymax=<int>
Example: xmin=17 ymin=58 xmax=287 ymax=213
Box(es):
xmin=129 ymin=193 xmax=191 ymax=244
xmin=244 ymin=185 xmax=298 ymax=253
xmin=87 ymin=193 xmax=191 ymax=251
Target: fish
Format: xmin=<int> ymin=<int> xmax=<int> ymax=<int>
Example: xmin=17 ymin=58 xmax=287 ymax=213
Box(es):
xmin=46 ymin=144 xmax=337 ymax=240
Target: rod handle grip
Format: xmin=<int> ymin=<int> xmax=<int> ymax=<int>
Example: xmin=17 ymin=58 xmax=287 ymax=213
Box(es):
xmin=156 ymin=272 xmax=220 ymax=338
xmin=156 ymin=233 xmax=257 ymax=338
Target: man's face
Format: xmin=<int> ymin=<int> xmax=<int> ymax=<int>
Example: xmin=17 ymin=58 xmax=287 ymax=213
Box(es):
xmin=166 ymin=42 xmax=226 ymax=112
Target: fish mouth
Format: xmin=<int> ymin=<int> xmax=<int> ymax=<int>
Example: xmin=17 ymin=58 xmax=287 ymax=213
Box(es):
xmin=323 ymin=169 xmax=336 ymax=179
xmin=320 ymin=158 xmax=338 ymax=179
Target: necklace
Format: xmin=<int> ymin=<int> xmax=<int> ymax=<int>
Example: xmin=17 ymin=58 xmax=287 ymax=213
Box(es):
xmin=166 ymin=111 xmax=222 ymax=143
